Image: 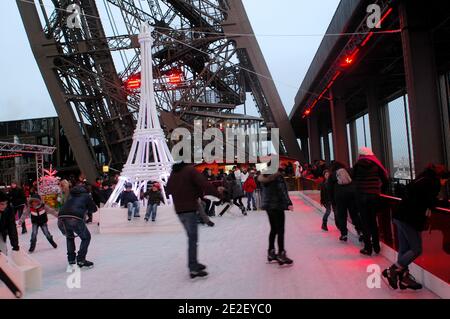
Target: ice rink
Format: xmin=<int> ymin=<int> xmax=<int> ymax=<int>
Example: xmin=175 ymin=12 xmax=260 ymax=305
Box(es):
xmin=3 ymin=194 xmax=438 ymax=299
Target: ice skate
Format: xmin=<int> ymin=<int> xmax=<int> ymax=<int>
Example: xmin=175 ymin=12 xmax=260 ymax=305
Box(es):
xmin=77 ymin=260 xmax=94 ymax=269
xmin=276 ymin=251 xmax=293 ymax=266
xmin=267 ymin=249 xmax=277 ymax=264
xmin=190 ymin=269 xmax=208 ymax=279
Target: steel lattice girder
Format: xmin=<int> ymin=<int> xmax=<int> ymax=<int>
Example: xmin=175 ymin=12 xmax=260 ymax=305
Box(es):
xmin=17 ymin=0 xmax=303 ymax=182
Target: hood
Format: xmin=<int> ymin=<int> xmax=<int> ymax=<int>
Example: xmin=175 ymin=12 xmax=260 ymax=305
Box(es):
xmin=172 ymin=161 xmax=189 ymax=172
xmin=70 ymin=185 xmax=88 ymax=196
xmin=358 ymin=155 xmax=389 ymax=177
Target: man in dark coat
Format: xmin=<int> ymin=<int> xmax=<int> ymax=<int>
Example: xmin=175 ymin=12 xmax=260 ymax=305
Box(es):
xmin=8 ymin=182 xmax=27 ymax=234
xmin=0 ymin=192 xmax=20 ymax=255
xmin=166 ymin=162 xmax=221 ymax=279
xmin=58 ymin=185 xmax=97 ymax=269
xmin=382 ymin=164 xmax=448 ymax=291
xmin=352 ymin=147 xmax=389 ymax=256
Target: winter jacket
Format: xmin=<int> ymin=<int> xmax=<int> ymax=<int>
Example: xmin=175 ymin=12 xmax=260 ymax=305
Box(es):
xmin=144 ymin=189 xmax=164 ymax=205
xmin=230 ymin=178 xmax=244 ymax=199
xmin=118 ymin=191 xmax=139 ymax=207
xmin=328 ymin=168 xmax=355 ymax=205
xmin=394 ymin=168 xmax=441 ymax=231
xmin=166 ymin=162 xmax=220 ymax=214
xmin=352 ymin=157 xmax=389 ymax=195
xmin=21 ymin=202 xmax=58 ymax=226
xmin=99 ymin=188 xmax=113 ymax=204
xmin=0 ymin=205 xmax=19 ymax=251
xmin=320 ymin=180 xmax=332 ymax=206
xmin=243 ymin=177 xmax=257 ymax=193
xmin=258 ymin=173 xmax=293 ymax=211
xmin=8 ymin=187 xmax=26 ymax=207
xmin=58 ymin=186 xmax=98 ymax=221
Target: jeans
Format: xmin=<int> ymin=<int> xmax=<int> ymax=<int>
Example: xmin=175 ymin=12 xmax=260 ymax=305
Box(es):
xmin=58 ymin=218 xmax=91 ymax=263
xmin=177 ymin=212 xmax=200 ymax=272
xmin=246 ymin=192 xmax=256 ymax=209
xmin=266 ymin=209 xmax=285 ymax=252
xmin=394 ymin=219 xmax=423 ymax=268
xmin=357 ymin=193 xmax=380 ymax=250
xmin=30 ymin=223 xmax=52 ymax=244
xmin=145 ymin=203 xmax=158 ymax=221
xmin=322 ymin=203 xmax=332 ymax=223
xmin=127 ymin=201 xmax=140 ymax=218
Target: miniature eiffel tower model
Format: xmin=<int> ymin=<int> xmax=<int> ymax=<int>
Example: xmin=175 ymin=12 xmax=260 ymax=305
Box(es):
xmin=106 ymin=22 xmax=173 ymax=207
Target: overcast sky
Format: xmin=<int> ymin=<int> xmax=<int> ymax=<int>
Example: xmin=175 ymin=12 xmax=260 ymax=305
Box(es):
xmin=0 ymin=0 xmax=340 ymax=121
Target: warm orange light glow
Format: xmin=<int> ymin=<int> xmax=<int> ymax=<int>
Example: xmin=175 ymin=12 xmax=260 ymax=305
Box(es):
xmin=125 ymin=73 xmax=141 ymax=90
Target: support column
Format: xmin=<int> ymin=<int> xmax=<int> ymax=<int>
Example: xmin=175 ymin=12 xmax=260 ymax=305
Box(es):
xmin=400 ymin=0 xmax=444 ymax=172
xmin=330 ymin=91 xmax=350 ymax=167
xmin=366 ymin=84 xmax=385 ymax=162
xmin=321 ymin=122 xmax=331 ymax=163
xmin=300 ymin=136 xmax=310 ymax=164
xmin=349 ymin=121 xmax=358 ymax=165
xmin=307 ymin=113 xmax=321 ymax=163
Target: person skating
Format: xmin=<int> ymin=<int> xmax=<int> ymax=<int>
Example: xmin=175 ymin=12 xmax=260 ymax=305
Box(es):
xmin=382 ymin=164 xmax=449 ymax=290
xmin=329 ymin=161 xmax=362 ymax=243
xmin=166 ymin=162 xmax=221 ymax=279
xmin=0 ymin=192 xmax=20 ymax=255
xmin=320 ymin=170 xmax=334 ymax=231
xmin=353 ymin=147 xmax=389 ymax=255
xmin=58 ymin=185 xmax=97 ymax=269
xmin=258 ymin=166 xmax=294 ymax=266
xmin=8 ymin=182 xmax=27 ymax=234
xmin=19 ymin=194 xmax=58 ymax=253
xmin=117 ymin=183 xmax=141 ymax=221
xmin=243 ymin=171 xmax=257 ymax=211
xmin=229 ymin=174 xmax=247 ymax=215
xmin=143 ymin=183 xmax=165 ymax=222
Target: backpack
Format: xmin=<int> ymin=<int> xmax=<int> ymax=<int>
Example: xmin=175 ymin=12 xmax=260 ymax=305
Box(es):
xmin=336 ymin=168 xmax=352 ymax=185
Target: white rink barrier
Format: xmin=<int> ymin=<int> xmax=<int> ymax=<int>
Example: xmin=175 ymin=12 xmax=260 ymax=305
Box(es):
xmin=99 ymin=204 xmax=183 ymax=234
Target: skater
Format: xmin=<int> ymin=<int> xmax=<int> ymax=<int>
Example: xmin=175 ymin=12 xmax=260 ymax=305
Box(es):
xmin=19 ymin=194 xmax=58 ymax=253
xmin=143 ymin=183 xmax=164 ymax=222
xmin=329 ymin=161 xmax=362 ymax=243
xmin=58 ymin=184 xmax=97 ymax=269
xmin=117 ymin=183 xmax=140 ymax=221
xmin=229 ymin=174 xmax=247 ymax=215
xmin=382 ymin=164 xmax=448 ymax=290
xmin=0 ymin=192 xmax=20 ymax=255
xmin=353 ymin=147 xmax=389 ymax=255
xmin=243 ymin=171 xmax=257 ymax=211
xmin=8 ymin=182 xmax=27 ymax=234
xmin=258 ymin=166 xmax=294 ymax=266
xmin=166 ymin=161 xmax=221 ymax=279
xmin=320 ymin=170 xmax=334 ymax=231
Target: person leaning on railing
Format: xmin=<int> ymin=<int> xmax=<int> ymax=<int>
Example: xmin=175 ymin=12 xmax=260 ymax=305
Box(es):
xmin=382 ymin=164 xmax=449 ymax=291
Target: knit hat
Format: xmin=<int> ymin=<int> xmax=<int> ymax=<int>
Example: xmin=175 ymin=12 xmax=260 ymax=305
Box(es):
xmin=358 ymin=147 xmax=374 ymax=156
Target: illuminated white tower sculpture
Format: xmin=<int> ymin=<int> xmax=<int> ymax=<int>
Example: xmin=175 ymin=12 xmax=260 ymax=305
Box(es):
xmin=106 ymin=22 xmax=173 ymax=207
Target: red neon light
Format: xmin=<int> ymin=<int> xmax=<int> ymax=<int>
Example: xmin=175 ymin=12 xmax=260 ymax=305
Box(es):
xmin=377 ymin=7 xmax=393 ymax=28
xmin=168 ymin=72 xmax=183 ymax=85
xmin=332 ymin=71 xmax=341 ymax=81
xmin=125 ymin=73 xmax=141 ymax=90
xmin=304 ymin=109 xmax=311 ymax=116
xmin=0 ymin=154 xmax=23 ymax=160
xmin=361 ymin=31 xmax=374 ymax=47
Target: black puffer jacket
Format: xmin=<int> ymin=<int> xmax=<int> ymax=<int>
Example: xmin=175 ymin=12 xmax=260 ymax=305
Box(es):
xmin=144 ymin=189 xmax=164 ymax=205
xmin=0 ymin=205 xmax=19 ymax=251
xmin=394 ymin=168 xmax=441 ymax=231
xmin=59 ymin=186 xmax=98 ymax=221
xmin=8 ymin=187 xmax=26 ymax=207
xmin=259 ymin=173 xmax=292 ymax=211
xmin=352 ymin=158 xmax=389 ymax=195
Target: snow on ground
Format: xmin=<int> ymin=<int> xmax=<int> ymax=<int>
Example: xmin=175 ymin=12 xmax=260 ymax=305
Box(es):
xmin=3 ymin=195 xmax=438 ymax=299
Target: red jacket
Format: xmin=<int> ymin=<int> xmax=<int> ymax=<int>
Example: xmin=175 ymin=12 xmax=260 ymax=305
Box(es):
xmin=243 ymin=177 xmax=257 ymax=193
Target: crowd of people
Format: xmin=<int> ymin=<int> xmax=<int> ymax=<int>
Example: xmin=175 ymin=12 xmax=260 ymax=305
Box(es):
xmin=0 ymin=148 xmax=448 ymax=291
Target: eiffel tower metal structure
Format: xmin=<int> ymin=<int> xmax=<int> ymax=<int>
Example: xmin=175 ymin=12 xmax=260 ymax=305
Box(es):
xmin=106 ymin=22 xmax=173 ymax=206
xmin=16 ymin=0 xmax=303 ymax=183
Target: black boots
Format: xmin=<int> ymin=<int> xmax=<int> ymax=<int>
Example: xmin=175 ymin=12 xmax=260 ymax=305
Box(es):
xmin=339 ymin=235 xmax=348 ymax=242
xmin=28 ymin=241 xmax=36 ymax=253
xmin=276 ymin=251 xmax=293 ymax=266
xmin=267 ymin=249 xmax=277 ymax=263
xmin=77 ymin=260 xmax=94 ymax=269
xmin=382 ymin=265 xmax=423 ymax=290
xmin=321 ymin=222 xmax=328 ymax=231
xmin=47 ymin=236 xmax=58 ymax=249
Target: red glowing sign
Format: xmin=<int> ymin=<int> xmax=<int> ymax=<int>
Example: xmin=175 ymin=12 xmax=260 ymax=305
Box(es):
xmin=125 ymin=73 xmax=141 ymax=90
xmin=168 ymin=71 xmax=183 ymax=85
